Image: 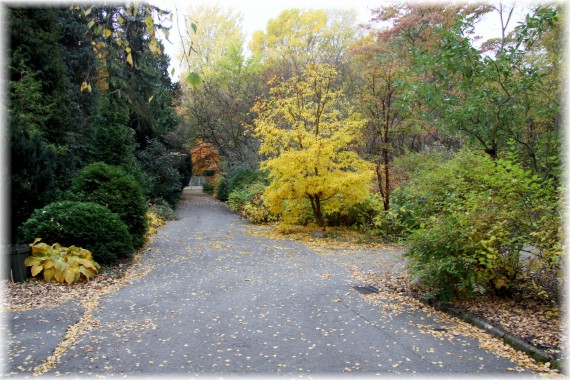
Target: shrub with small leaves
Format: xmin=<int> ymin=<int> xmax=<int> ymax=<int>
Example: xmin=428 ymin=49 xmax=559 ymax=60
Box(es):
xmin=24 ymin=238 xmax=101 ymax=285
xmin=373 ymin=204 xmax=416 ymax=242
xmin=241 ymin=195 xmax=277 ymax=224
xmin=227 ymin=182 xmax=276 ymax=224
xmin=227 ymin=187 xmax=250 ymax=212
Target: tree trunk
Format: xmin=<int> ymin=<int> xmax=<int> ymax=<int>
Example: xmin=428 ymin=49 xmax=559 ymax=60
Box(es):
xmin=485 ymin=147 xmax=498 ymax=160
xmin=382 ymin=146 xmax=390 ymax=211
xmin=308 ymin=194 xmax=325 ymax=230
xmin=376 ymin=144 xmax=391 ymax=211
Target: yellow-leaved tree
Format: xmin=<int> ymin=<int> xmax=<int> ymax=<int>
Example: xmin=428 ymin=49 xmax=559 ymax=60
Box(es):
xmin=251 ymin=64 xmax=374 ymax=229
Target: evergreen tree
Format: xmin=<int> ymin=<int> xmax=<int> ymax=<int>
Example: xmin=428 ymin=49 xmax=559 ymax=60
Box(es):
xmin=89 ymin=94 xmax=137 ymax=170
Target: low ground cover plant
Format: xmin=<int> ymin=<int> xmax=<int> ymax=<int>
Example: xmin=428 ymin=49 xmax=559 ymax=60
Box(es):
xmin=24 ymin=238 xmax=100 ymax=285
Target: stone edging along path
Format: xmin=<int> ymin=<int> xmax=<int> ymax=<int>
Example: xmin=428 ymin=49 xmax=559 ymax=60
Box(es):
xmin=427 ymin=300 xmax=563 ymax=371
xmin=351 ymin=267 xmax=563 ymax=372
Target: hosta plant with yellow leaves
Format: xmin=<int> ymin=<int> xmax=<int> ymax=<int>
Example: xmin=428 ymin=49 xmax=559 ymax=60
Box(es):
xmin=24 ymin=238 xmax=101 ymax=285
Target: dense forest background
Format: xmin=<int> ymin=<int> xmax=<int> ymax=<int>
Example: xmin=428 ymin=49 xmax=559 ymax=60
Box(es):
xmin=9 ymin=5 xmax=192 ymax=242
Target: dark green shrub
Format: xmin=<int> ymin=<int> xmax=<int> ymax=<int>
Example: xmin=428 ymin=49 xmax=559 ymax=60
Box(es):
xmin=160 ymin=132 xmax=193 ymax=190
xmin=9 ymin=52 xmax=60 ymax=239
xmin=176 ymin=153 xmax=193 ymax=191
xmin=68 ymin=162 xmax=148 ymax=248
xmin=137 ymin=138 xmax=183 ymax=206
xmin=202 ymin=182 xmax=214 ymax=195
xmin=216 ymin=177 xmax=230 ymax=201
xmin=88 ymin=95 xmax=137 ymax=170
xmin=18 ymin=201 xmax=133 ymax=264
xmin=10 ymin=120 xmax=58 ymax=239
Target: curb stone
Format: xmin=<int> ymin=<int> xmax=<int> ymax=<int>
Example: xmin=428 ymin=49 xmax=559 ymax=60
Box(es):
xmin=367 ymin=281 xmax=563 ymax=372
xmin=419 ymin=296 xmax=564 ymax=373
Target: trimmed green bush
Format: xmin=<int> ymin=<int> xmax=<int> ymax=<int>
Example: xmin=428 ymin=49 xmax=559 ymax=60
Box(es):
xmin=68 ymin=162 xmax=148 ymax=248
xmin=18 ymin=201 xmax=133 ymax=264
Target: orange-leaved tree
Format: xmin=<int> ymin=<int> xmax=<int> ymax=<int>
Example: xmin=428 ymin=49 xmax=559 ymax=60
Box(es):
xmin=191 ymin=140 xmax=220 ymax=176
xmin=251 ymin=64 xmax=374 ymax=230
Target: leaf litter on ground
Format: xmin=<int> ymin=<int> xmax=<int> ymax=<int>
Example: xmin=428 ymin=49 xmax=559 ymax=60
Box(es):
xmin=248 ymin=222 xmax=564 ymax=375
xmin=4 ymin=241 xmax=154 ymax=375
xmin=4 ymin=214 xmax=564 ymax=376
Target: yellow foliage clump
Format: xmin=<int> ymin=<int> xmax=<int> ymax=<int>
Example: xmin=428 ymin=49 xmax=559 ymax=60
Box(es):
xmin=24 ymin=238 xmax=100 ymax=285
xmin=250 ymin=64 xmax=374 ymax=229
xmin=145 ymin=211 xmax=165 ymax=241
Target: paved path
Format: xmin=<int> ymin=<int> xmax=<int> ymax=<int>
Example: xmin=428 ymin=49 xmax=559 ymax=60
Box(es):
xmin=6 ymin=190 xmax=530 ymax=376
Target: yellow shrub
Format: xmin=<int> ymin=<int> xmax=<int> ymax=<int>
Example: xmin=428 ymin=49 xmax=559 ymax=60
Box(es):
xmin=145 ymin=211 xmax=165 ymax=241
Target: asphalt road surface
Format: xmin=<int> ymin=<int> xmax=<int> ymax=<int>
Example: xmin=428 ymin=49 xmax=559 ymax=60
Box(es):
xmin=6 ymin=190 xmax=530 ymax=377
